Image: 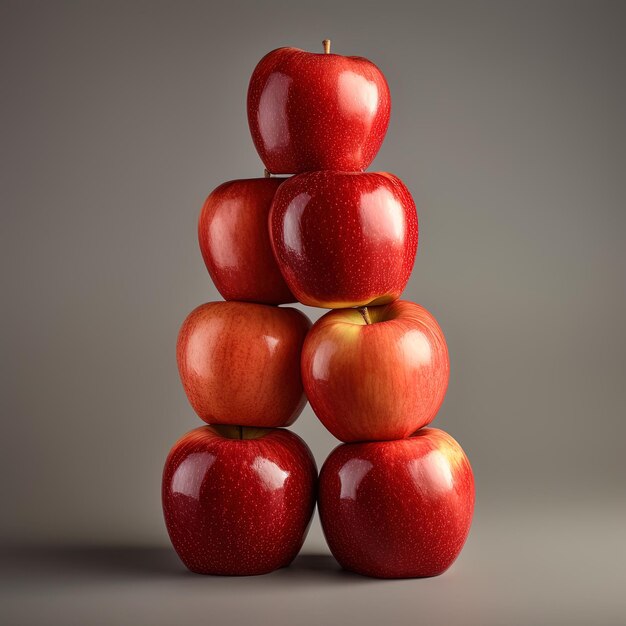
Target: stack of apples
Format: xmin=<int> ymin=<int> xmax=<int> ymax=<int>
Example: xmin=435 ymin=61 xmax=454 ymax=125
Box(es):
xmin=162 ymin=41 xmax=474 ymax=579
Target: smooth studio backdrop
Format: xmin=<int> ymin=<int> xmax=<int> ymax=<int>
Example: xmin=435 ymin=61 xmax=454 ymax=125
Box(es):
xmin=1 ymin=1 xmax=625 ymax=624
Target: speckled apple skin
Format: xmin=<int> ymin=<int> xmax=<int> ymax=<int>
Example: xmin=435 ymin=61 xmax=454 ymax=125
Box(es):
xmin=163 ymin=426 xmax=318 ymax=576
xmin=198 ymin=178 xmax=296 ymax=305
xmin=177 ymin=301 xmax=311 ymax=427
xmin=247 ymin=47 xmax=391 ymax=174
xmin=302 ymin=300 xmax=449 ymax=442
xmin=269 ymin=171 xmax=418 ymax=308
xmin=318 ymin=428 xmax=474 ymax=579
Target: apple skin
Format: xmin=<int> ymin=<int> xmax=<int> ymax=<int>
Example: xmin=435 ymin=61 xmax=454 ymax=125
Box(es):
xmin=163 ymin=425 xmax=317 ymax=575
xmin=318 ymin=428 xmax=474 ymax=579
xmin=269 ymin=171 xmax=418 ymax=308
xmin=301 ymin=300 xmax=449 ymax=442
xmin=247 ymin=46 xmax=391 ymax=174
xmin=177 ymin=301 xmax=310 ymax=427
xmin=198 ymin=178 xmax=296 ymax=305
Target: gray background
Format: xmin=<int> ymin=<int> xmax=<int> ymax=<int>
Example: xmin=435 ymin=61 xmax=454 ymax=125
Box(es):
xmin=1 ymin=0 xmax=625 ymax=624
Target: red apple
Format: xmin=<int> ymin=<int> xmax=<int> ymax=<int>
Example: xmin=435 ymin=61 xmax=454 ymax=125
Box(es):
xmin=318 ymin=428 xmax=474 ymax=578
xmin=198 ymin=177 xmax=296 ymax=305
xmin=177 ymin=301 xmax=310 ymax=427
xmin=269 ymin=171 xmax=418 ymax=308
xmin=163 ymin=425 xmax=317 ymax=575
xmin=301 ymin=300 xmax=449 ymax=442
xmin=247 ymin=41 xmax=391 ymax=174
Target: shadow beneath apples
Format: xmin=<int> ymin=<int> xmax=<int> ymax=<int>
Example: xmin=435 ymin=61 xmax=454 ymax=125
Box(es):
xmin=0 ymin=545 xmax=182 ymax=584
xmin=280 ymin=553 xmax=373 ymax=583
xmin=0 ymin=546 xmax=374 ymax=587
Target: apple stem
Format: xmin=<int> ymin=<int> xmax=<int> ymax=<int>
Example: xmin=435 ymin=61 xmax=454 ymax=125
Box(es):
xmin=323 ymin=39 xmax=331 ymax=54
xmin=264 ymin=168 xmax=271 ymax=178
xmin=359 ymin=307 xmax=372 ymax=325
xmin=238 ymin=425 xmax=243 ymax=439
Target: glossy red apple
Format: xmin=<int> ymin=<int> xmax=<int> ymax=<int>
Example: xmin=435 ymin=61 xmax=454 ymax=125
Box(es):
xmin=247 ymin=40 xmax=391 ymax=174
xmin=198 ymin=177 xmax=296 ymax=304
xmin=163 ymin=425 xmax=317 ymax=575
xmin=302 ymin=300 xmax=449 ymax=442
xmin=269 ymin=171 xmax=417 ymax=308
xmin=177 ymin=301 xmax=310 ymax=427
xmin=318 ymin=428 xmax=474 ymax=578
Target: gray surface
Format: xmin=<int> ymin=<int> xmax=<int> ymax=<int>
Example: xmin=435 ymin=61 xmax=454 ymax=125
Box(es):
xmin=1 ymin=0 xmax=625 ymax=624
xmin=2 ymin=502 xmax=626 ymax=625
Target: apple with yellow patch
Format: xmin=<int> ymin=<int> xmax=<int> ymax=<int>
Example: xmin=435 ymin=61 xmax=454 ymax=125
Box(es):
xmin=301 ymin=300 xmax=449 ymax=442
